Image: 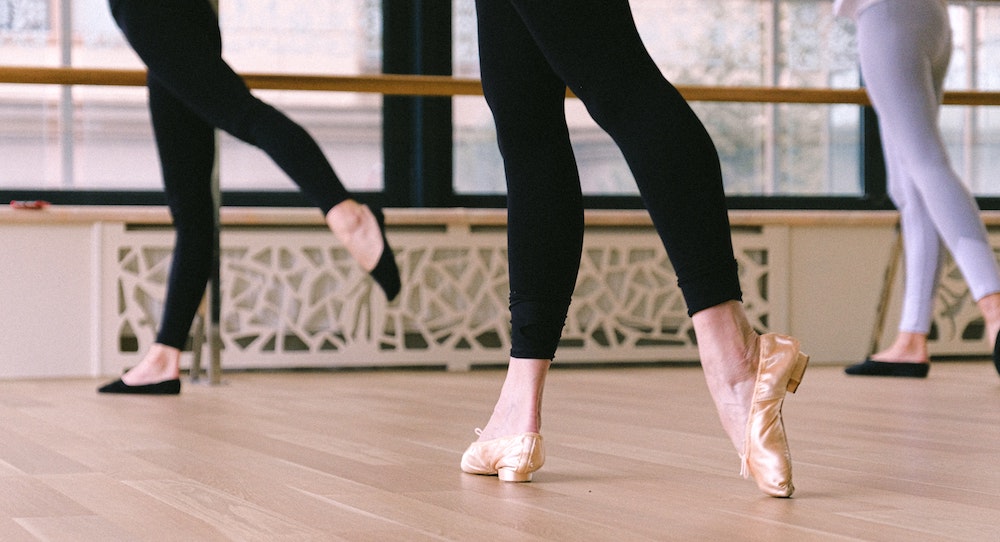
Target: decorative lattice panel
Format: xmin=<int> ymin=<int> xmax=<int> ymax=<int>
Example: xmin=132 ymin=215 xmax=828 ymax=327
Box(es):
xmin=102 ymin=221 xmax=788 ymax=371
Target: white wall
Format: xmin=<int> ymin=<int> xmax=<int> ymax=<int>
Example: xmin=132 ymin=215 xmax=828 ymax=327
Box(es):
xmin=788 ymin=226 xmax=897 ymax=366
xmin=0 ymin=223 xmax=99 ymax=378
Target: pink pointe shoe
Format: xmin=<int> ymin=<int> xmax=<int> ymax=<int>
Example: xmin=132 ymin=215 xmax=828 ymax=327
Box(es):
xmin=460 ymin=431 xmax=545 ymax=482
xmin=741 ymin=333 xmax=809 ymax=498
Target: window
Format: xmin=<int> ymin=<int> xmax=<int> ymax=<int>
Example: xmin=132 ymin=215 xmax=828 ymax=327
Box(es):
xmin=3 ymin=1 xmax=1000 ymax=205
xmin=452 ymin=0 xmax=1000 ymax=200
xmin=0 ymin=0 xmax=383 ymax=195
xmin=943 ymin=3 xmax=1000 ymax=196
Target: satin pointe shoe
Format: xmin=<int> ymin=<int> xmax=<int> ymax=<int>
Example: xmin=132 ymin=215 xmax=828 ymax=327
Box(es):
xmin=368 ymin=206 xmax=401 ymax=301
xmin=98 ymin=378 xmax=181 ymax=395
xmin=741 ymin=333 xmax=809 ymax=498
xmin=460 ymin=431 xmax=544 ymax=482
xmin=844 ymin=358 xmax=929 ymax=378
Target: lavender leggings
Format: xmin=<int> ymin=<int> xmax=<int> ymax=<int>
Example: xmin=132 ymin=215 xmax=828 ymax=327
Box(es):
xmin=856 ymin=0 xmax=1000 ymax=333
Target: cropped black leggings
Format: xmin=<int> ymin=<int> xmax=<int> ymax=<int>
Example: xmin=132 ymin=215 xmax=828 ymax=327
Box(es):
xmin=110 ymin=0 xmax=350 ymax=349
xmin=475 ymin=0 xmax=742 ymax=359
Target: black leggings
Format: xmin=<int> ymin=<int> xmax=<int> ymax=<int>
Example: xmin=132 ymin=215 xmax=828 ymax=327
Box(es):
xmin=110 ymin=0 xmax=350 ymax=349
xmin=475 ymin=0 xmax=743 ymax=359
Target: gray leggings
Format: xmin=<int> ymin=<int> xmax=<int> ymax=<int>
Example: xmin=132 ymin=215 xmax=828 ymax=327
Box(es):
xmin=857 ymin=0 xmax=1000 ymax=334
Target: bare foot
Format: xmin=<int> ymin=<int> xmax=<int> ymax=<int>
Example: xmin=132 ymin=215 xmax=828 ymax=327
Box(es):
xmin=121 ymin=343 xmax=181 ymax=386
xmin=705 ymin=335 xmax=758 ymax=453
xmin=326 ymin=200 xmax=385 ymax=272
xmin=977 ymin=292 xmax=1000 ymax=349
xmin=870 ymin=331 xmax=928 ymax=363
xmin=691 ymin=300 xmax=759 ymax=453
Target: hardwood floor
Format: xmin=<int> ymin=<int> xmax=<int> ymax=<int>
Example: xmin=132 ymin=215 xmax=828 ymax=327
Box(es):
xmin=2 ymin=361 xmax=1000 ymax=541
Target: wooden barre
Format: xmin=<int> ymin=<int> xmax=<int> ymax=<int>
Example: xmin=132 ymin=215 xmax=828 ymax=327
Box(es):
xmin=4 ymin=66 xmax=1000 ymax=106
xmin=0 ymin=67 xmax=484 ymax=96
xmin=14 ymin=205 xmax=1000 ymax=228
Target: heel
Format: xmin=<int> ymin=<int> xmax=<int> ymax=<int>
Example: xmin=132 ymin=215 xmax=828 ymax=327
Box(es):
xmin=786 ymin=352 xmax=809 ymax=393
xmin=367 ymin=206 xmax=401 ymax=301
xmin=498 ymin=468 xmax=532 ymax=482
xmin=461 ymin=432 xmax=545 ymax=482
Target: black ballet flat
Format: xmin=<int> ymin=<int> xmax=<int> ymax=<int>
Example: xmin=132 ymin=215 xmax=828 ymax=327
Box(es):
xmin=98 ymin=378 xmax=181 ymax=395
xmin=993 ymin=330 xmax=1000 ymax=378
xmin=369 ymin=207 xmax=401 ymax=301
xmin=844 ymin=358 xmax=929 ymax=378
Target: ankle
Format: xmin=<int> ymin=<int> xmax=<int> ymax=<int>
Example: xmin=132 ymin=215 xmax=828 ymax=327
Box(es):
xmin=477 ymin=358 xmax=549 ymax=440
xmin=479 ymin=409 xmax=540 ymax=441
xmin=872 ymin=332 xmax=928 ymax=362
xmin=977 ymin=293 xmax=1000 ymax=343
xmin=123 ymin=343 xmax=181 ymax=384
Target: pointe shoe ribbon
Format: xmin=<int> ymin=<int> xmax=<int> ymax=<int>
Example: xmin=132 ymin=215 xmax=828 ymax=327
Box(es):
xmin=460 ymin=430 xmax=545 ymax=482
xmin=741 ymin=333 xmax=808 ymax=498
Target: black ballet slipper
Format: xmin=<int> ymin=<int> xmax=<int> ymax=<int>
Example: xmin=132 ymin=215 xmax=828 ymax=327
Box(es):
xmin=844 ymin=358 xmax=929 ymax=378
xmin=369 ymin=207 xmax=401 ymax=301
xmin=993 ymin=330 xmax=1000 ymax=378
xmin=98 ymin=378 xmax=181 ymax=395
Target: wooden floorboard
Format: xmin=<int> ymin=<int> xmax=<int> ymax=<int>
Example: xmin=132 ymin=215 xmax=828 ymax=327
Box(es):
xmin=2 ymin=362 xmax=1000 ymax=541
